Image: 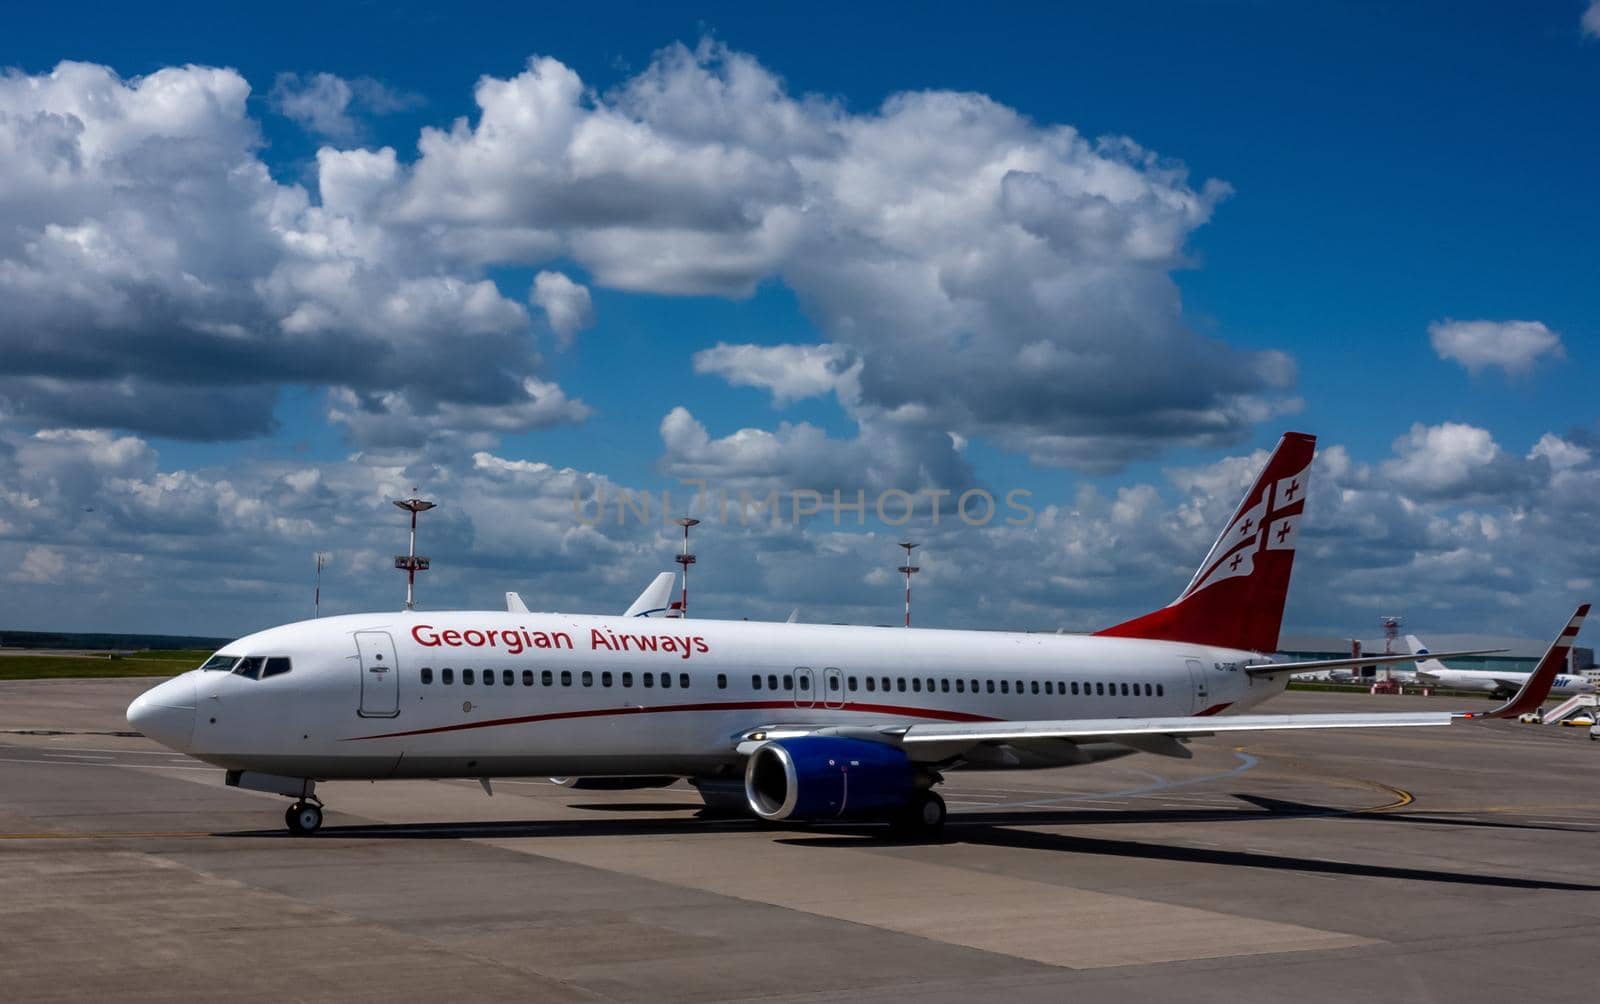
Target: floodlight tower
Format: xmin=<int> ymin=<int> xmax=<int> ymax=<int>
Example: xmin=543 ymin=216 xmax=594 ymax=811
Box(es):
xmin=674 ymin=516 xmax=700 ymax=618
xmin=897 ymin=541 xmax=921 ymax=627
xmin=1380 ymin=615 xmax=1403 ymax=681
xmin=313 ymin=552 xmax=328 ymax=618
xmin=393 ymin=498 xmax=436 ymax=611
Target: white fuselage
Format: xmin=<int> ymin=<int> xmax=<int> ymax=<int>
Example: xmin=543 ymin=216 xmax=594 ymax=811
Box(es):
xmin=132 ymin=611 xmax=1289 ymax=781
xmin=1416 ymin=666 xmax=1593 ymax=698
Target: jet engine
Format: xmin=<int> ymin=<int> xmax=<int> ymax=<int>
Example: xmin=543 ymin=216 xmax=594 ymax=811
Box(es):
xmin=744 ymin=736 xmax=914 ymax=821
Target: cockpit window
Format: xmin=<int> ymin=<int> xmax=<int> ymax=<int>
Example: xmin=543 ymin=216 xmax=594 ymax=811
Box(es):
xmin=262 ymin=657 xmax=292 ymax=679
xmin=201 ymin=654 xmax=239 ymax=671
xmin=232 ymin=657 xmax=264 ymax=680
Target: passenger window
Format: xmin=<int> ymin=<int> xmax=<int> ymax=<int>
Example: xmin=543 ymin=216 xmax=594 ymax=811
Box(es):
xmin=1157 ymin=683 xmax=1165 ymax=697
xmin=1145 ymin=683 xmax=1153 ymax=696
xmin=680 ymin=673 xmax=690 ymax=689
xmin=1044 ymin=681 xmax=1052 ymax=695
xmin=926 ymin=678 xmax=935 ymax=692
xmin=644 ymin=672 xmax=654 ymax=688
xmin=1095 ymin=682 xmax=1104 ymax=696
xmin=1071 ymin=681 xmax=1079 ymax=695
xmin=1120 ymin=683 xmax=1129 ymax=696
xmin=783 ymin=674 xmax=793 ymax=690
xmin=882 ymin=677 xmax=891 ymax=692
xmin=483 ymin=670 xmax=493 ymax=687
xmin=233 ymin=657 xmax=263 ymax=679
xmin=971 ymin=679 xmax=979 ymax=693
xmin=866 ymin=677 xmax=877 ymax=692
xmin=797 ymin=675 xmax=809 ymax=691
xmin=522 ymin=670 xmax=534 ymax=686
xmin=897 ymin=678 xmax=907 ymax=692
xmin=659 ymin=672 xmax=671 ymax=689
xmin=956 ymin=679 xmax=965 ymax=693
xmin=986 ymin=680 xmax=995 ymax=694
xmin=940 ymin=679 xmax=950 ymax=693
xmin=912 ymin=678 xmax=922 ymax=693
xmin=1031 ymin=681 xmax=1040 ymax=695
xmin=464 ymin=669 xmax=475 ymax=685
xmin=420 ymin=667 xmax=434 ymax=685
xmin=717 ymin=674 xmax=728 ymax=689
xmin=442 ymin=668 xmax=454 ymax=684
xmin=1001 ymin=680 xmax=1010 ymax=694
xmin=263 ymin=657 xmax=292 ymax=679
xmin=560 ymin=670 xmax=572 ymax=686
xmin=622 ymin=672 xmax=634 ymax=687
xmin=603 ymin=671 xmax=614 ymax=687
xmin=502 ymin=670 xmax=514 ymax=686
xmin=542 ymin=670 xmax=553 ymax=686
xmin=581 ymin=671 xmax=593 ymax=687
xmin=845 ymin=676 xmax=855 ymax=692
xmin=752 ymin=674 xmax=762 ymax=690
xmin=768 ymin=674 xmax=779 ymax=690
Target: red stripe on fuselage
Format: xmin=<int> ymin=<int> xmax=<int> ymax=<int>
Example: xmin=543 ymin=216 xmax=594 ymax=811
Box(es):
xmin=1194 ymin=702 xmax=1234 ymax=716
xmin=342 ymin=699 xmax=1000 ymax=742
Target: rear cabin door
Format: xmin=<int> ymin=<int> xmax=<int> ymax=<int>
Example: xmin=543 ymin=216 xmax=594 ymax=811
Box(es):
xmin=356 ymin=631 xmax=400 ymax=718
xmin=1185 ymin=658 xmax=1209 ymax=714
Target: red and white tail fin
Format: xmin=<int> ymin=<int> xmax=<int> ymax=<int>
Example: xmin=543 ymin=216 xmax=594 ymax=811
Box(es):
xmin=1096 ymin=431 xmax=1317 ymax=654
xmin=1470 ymin=604 xmax=1591 ymax=720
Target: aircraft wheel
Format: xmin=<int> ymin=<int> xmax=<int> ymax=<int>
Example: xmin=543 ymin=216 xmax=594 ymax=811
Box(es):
xmin=888 ymin=790 xmax=946 ymax=837
xmin=285 ymin=801 xmax=323 ymax=835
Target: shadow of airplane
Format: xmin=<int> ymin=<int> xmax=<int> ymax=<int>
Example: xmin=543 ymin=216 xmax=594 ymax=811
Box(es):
xmin=216 ymin=796 xmax=1600 ymax=891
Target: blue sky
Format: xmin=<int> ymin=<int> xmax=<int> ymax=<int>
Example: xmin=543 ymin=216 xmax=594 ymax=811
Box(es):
xmin=0 ymin=3 xmax=1596 ymax=638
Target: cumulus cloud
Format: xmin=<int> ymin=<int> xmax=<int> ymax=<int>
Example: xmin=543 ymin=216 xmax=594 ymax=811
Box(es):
xmin=692 ymin=343 xmax=860 ymax=406
xmin=367 ymin=40 xmax=1293 ymax=473
xmin=0 ymin=61 xmax=578 ymax=445
xmin=1428 ymin=319 xmax=1564 ymax=375
xmin=269 ymin=72 xmax=421 ymax=140
xmin=529 ymin=271 xmax=594 ymax=346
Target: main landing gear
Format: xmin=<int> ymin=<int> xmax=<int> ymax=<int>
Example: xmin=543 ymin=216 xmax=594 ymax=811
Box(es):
xmin=888 ymin=790 xmax=947 ymax=837
xmin=285 ymin=799 xmax=324 ymax=835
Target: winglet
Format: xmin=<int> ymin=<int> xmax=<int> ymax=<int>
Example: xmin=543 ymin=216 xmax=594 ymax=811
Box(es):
xmin=1465 ymin=604 xmax=1590 ymax=720
xmin=506 ymin=591 xmax=529 ymax=613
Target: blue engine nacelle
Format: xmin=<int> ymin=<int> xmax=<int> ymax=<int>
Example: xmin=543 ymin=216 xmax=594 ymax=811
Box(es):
xmin=744 ymin=736 xmax=914 ymax=821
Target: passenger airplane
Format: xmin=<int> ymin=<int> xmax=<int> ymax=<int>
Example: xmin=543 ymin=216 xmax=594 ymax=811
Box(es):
xmin=1407 ymin=634 xmax=1595 ymax=699
xmin=127 ymin=432 xmax=1587 ymax=836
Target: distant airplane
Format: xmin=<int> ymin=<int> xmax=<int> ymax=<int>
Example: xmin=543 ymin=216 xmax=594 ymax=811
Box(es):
xmin=128 ymin=431 xmax=1579 ymax=838
xmin=1407 ymin=634 xmax=1595 ymax=699
xmin=504 ymin=572 xmax=678 ymax=619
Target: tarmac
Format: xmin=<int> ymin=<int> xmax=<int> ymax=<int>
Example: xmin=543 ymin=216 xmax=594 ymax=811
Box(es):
xmin=3 ymin=677 xmax=1599 ymax=1003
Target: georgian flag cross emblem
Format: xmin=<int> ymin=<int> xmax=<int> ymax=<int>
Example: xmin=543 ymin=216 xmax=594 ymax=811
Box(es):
xmin=1179 ymin=459 xmax=1311 ymax=599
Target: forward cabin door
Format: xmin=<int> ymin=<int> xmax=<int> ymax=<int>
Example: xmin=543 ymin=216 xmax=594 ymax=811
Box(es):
xmin=1185 ymin=658 xmax=1209 ymax=714
xmin=356 ymin=630 xmax=400 ymax=718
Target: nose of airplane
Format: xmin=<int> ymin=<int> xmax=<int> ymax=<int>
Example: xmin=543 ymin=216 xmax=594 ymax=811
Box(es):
xmin=127 ymin=674 xmax=197 ymax=752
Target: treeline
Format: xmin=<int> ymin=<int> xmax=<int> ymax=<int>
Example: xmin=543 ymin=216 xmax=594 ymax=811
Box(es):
xmin=0 ymin=630 xmax=232 ymax=652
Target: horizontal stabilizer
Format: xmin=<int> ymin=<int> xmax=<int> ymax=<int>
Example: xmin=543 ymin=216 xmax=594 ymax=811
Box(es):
xmin=1245 ymin=648 xmax=1506 ymax=677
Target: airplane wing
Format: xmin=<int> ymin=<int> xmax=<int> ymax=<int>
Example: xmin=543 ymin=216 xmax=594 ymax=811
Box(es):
xmin=1243 ymin=648 xmax=1504 ymax=677
xmin=623 ymin=572 xmax=677 ymax=618
xmin=737 ymin=604 xmax=1589 ymax=763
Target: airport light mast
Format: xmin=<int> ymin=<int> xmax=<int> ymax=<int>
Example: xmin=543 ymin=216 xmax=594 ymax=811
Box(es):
xmin=393 ymin=498 xmax=436 ymax=611
xmin=1380 ymin=615 xmax=1403 ymax=681
xmin=313 ymin=552 xmax=328 ymax=618
xmin=674 ymin=516 xmax=699 ymax=618
xmin=898 ymin=541 xmax=920 ymax=627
